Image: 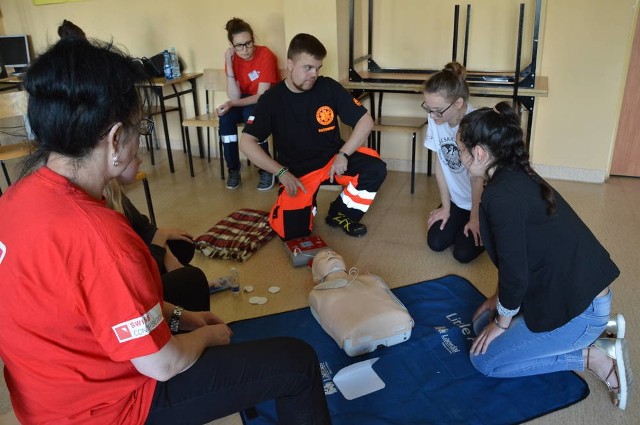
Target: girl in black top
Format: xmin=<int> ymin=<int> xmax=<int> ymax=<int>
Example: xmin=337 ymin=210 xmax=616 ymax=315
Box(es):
xmin=458 ymin=101 xmax=631 ymax=410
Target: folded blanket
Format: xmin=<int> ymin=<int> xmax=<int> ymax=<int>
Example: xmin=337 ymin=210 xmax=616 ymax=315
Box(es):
xmin=195 ymin=208 xmax=275 ymax=262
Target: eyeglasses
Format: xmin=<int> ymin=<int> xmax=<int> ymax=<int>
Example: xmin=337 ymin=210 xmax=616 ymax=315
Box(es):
xmin=99 ymin=118 xmax=154 ymax=140
xmin=138 ymin=118 xmax=154 ymax=136
xmin=421 ymin=100 xmax=455 ymax=118
xmin=233 ymin=40 xmax=254 ymax=51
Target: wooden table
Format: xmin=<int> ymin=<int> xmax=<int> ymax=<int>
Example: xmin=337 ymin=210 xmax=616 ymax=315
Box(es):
xmin=1 ymin=72 xmax=207 ymax=177
xmin=342 ymin=72 xmax=548 ymax=97
xmin=0 ymin=75 xmax=22 ymax=92
xmin=145 ymin=72 xmax=204 ymax=176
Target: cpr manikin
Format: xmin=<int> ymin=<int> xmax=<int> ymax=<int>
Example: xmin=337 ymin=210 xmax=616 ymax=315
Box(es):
xmin=309 ymin=249 xmax=414 ymax=356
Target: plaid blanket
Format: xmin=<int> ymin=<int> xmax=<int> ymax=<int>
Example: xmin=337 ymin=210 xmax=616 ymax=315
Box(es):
xmin=194 ymin=209 xmax=276 ymax=262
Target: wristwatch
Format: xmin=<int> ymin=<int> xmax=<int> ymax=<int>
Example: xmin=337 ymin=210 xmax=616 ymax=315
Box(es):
xmin=169 ymin=305 xmax=184 ymax=333
xmin=338 ymin=151 xmax=350 ymax=160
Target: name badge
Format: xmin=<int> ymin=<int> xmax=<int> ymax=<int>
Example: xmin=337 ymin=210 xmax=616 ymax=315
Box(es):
xmin=248 ymin=70 xmax=260 ymax=81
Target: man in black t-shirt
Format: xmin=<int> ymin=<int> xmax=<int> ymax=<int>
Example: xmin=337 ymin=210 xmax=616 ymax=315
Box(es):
xmin=240 ymin=33 xmax=387 ymax=241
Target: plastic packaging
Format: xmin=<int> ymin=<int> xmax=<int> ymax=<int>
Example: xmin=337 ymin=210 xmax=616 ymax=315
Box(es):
xmin=169 ymin=47 xmax=181 ymax=79
xmin=163 ymin=50 xmax=173 ymax=79
xmin=230 ymin=267 xmax=240 ymax=294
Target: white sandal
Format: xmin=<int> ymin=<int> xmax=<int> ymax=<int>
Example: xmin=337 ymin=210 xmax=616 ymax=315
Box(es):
xmin=587 ymin=338 xmax=633 ymax=410
xmin=604 ymin=313 xmax=626 ymax=339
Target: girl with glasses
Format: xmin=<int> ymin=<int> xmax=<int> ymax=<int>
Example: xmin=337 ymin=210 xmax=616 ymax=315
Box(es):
xmin=216 ymin=17 xmax=280 ymax=190
xmin=422 ymin=62 xmax=484 ymax=263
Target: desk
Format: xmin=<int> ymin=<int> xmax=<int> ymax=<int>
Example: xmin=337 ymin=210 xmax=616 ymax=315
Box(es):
xmin=0 ymin=75 xmax=22 ymax=92
xmin=342 ymin=73 xmax=548 ymax=149
xmin=342 ymin=72 xmax=548 ymax=96
xmin=146 ymin=72 xmax=204 ymax=176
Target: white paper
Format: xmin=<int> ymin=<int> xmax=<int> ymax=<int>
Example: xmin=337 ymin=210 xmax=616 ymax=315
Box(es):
xmin=333 ymin=358 xmax=385 ymax=400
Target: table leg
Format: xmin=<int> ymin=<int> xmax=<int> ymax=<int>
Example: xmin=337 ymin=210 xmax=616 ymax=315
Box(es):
xmin=172 ymin=85 xmax=187 ymax=153
xmin=189 ymin=79 xmax=205 ymax=158
xmin=142 ymin=176 xmax=156 ymax=226
xmin=185 ymin=126 xmax=195 ymax=177
xmin=411 ymin=132 xmax=416 ymax=194
xmin=154 ymin=87 xmax=175 ymax=173
xmin=369 ymin=92 xmax=378 ymax=150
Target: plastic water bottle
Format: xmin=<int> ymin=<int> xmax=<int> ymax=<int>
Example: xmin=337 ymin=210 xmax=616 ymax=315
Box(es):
xmin=169 ymin=47 xmax=181 ymax=79
xmin=230 ymin=267 xmax=240 ymax=295
xmin=163 ymin=50 xmax=173 ymax=79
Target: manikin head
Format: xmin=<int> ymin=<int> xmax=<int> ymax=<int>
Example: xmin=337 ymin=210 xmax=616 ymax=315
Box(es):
xmin=312 ymin=250 xmax=349 ymax=286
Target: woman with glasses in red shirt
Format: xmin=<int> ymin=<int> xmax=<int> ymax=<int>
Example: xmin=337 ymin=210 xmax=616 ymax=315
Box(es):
xmin=216 ymin=17 xmax=280 ymax=190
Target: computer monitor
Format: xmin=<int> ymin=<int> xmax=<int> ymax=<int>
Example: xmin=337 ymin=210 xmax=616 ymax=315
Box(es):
xmin=0 ymin=35 xmax=32 ymax=75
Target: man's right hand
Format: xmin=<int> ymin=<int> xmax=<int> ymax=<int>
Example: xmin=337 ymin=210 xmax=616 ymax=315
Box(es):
xmin=279 ymin=172 xmax=306 ymax=197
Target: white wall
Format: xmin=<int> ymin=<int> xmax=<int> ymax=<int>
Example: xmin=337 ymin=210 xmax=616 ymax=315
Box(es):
xmin=0 ymin=0 xmax=637 ymax=182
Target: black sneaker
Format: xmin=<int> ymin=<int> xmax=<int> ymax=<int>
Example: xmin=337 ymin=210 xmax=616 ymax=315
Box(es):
xmin=257 ymin=170 xmax=274 ymax=191
xmin=226 ymin=169 xmax=241 ymax=189
xmin=325 ymin=212 xmax=367 ymax=237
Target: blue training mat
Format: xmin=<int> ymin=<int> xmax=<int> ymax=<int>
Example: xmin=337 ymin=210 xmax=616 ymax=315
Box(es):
xmin=229 ymin=275 xmax=589 ymax=425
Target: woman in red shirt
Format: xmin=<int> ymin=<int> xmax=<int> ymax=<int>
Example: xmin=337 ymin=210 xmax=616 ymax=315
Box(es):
xmin=216 ymin=17 xmax=280 ymax=190
xmin=0 ymin=37 xmax=330 ymax=425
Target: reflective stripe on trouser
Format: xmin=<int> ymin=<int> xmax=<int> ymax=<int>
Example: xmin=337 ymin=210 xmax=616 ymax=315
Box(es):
xmin=220 ymin=135 xmax=240 ymax=171
xmin=221 ymin=135 xmax=270 ymax=171
xmin=340 ymin=182 xmax=375 ymax=213
xmin=269 ymin=147 xmax=385 ymax=240
xmin=220 ymin=135 xmax=238 ymax=143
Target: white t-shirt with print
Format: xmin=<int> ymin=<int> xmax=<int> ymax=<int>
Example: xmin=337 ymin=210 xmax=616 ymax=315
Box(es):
xmin=423 ymin=104 xmax=475 ymax=211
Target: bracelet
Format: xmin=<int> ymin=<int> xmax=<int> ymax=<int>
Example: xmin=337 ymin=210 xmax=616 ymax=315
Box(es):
xmin=275 ymin=167 xmax=288 ymax=179
xmin=226 ymin=74 xmax=235 ymax=78
xmin=169 ymin=305 xmax=184 ymax=333
xmin=338 ymin=151 xmax=349 ymax=160
xmin=494 ymin=316 xmax=509 ymax=330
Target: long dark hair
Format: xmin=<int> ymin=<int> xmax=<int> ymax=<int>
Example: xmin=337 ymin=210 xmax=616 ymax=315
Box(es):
xmin=19 ymin=37 xmax=151 ymax=177
xmin=459 ymin=101 xmax=556 ymax=215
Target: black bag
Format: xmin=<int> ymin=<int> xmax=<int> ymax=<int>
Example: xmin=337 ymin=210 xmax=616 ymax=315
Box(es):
xmin=141 ymin=53 xmax=165 ymax=78
xmin=133 ymin=52 xmax=184 ymax=79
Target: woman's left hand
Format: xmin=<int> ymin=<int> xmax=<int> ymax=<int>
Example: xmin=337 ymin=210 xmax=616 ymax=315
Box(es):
xmin=470 ymin=321 xmax=505 ymax=355
xmin=160 ymin=227 xmax=193 ymax=243
xmin=216 ymin=101 xmax=232 ymax=117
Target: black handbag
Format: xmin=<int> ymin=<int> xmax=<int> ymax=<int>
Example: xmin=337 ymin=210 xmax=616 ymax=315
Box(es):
xmin=132 ymin=53 xmax=165 ymax=78
xmin=133 ymin=51 xmax=184 ymax=78
xmin=141 ymin=53 xmax=165 ymax=78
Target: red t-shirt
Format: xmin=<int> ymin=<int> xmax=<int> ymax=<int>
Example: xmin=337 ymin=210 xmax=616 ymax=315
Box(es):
xmin=227 ymin=45 xmax=279 ymax=95
xmin=0 ymin=168 xmax=171 ymax=425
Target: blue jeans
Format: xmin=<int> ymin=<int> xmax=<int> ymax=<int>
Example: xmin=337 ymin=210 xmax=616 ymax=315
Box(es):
xmin=470 ymin=290 xmax=611 ymax=377
xmin=219 ymin=99 xmax=269 ymax=171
